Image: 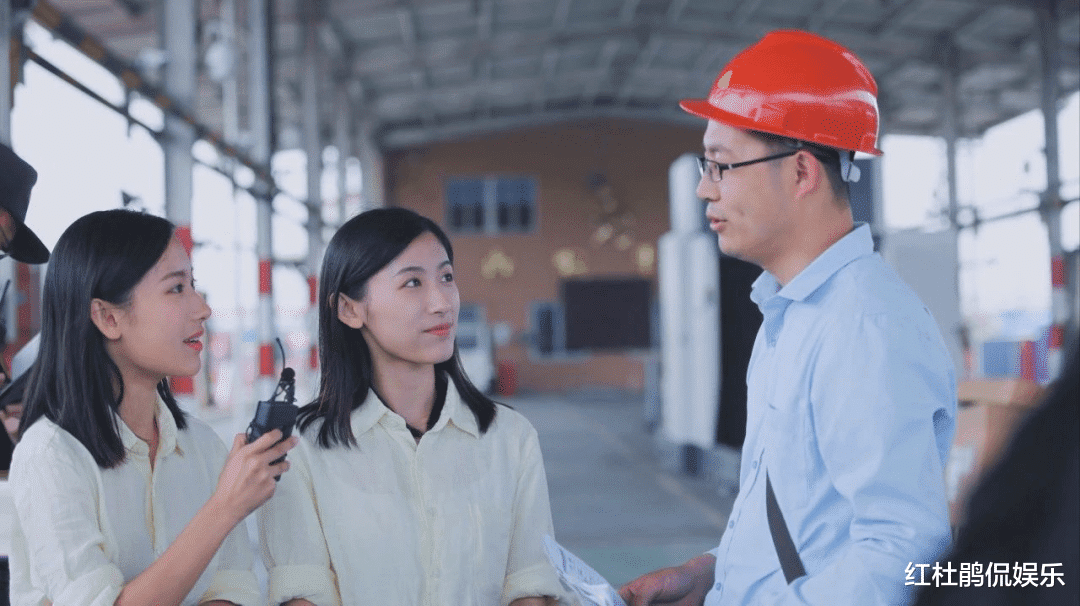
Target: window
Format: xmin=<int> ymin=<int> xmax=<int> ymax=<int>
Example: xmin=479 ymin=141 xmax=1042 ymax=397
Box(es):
xmin=445 ymin=176 xmax=536 ymax=234
xmin=445 ymin=179 xmax=485 ymax=231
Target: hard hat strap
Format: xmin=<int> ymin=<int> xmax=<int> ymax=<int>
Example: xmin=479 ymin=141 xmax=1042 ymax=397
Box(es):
xmin=754 ymin=130 xmax=861 ymax=184
xmin=838 ymin=152 xmax=861 ymax=183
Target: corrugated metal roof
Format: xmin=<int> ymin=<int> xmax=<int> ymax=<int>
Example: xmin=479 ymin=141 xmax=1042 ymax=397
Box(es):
xmin=35 ymin=0 xmax=1080 ymax=151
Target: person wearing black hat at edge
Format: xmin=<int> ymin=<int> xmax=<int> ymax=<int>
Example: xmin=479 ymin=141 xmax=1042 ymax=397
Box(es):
xmin=0 ymin=142 xmax=50 ymax=605
xmin=0 ymin=144 xmax=50 ymax=266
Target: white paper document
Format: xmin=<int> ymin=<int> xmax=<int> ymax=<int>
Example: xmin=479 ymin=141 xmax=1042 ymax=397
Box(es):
xmin=543 ymin=535 xmax=628 ymax=606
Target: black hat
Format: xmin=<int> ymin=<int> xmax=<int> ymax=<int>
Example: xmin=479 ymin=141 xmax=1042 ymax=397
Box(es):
xmin=0 ymin=143 xmax=50 ymax=264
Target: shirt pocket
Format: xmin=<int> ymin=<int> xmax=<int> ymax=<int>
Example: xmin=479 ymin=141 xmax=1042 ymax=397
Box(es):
xmin=763 ymin=389 xmax=814 ymax=509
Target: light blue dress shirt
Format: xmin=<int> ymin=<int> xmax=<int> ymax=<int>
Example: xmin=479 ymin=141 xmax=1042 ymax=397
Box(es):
xmin=705 ymin=223 xmax=957 ymax=605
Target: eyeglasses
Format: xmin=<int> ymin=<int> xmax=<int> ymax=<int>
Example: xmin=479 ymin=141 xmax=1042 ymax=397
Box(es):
xmin=695 ymin=149 xmax=799 ymax=182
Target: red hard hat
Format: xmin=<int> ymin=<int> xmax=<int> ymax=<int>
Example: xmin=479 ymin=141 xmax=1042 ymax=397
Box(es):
xmin=680 ymin=30 xmax=883 ymax=156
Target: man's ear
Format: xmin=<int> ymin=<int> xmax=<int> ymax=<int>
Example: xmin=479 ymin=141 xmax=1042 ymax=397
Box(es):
xmin=335 ymin=292 xmax=366 ymax=329
xmin=792 ymin=150 xmax=824 ymax=201
xmin=90 ymin=298 xmax=124 ymax=340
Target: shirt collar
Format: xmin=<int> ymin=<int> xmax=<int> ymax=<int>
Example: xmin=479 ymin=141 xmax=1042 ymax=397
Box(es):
xmin=431 ymin=376 xmax=480 ymax=438
xmin=116 ymin=395 xmax=182 ymax=459
xmin=350 ymin=388 xmax=393 ymax=438
xmin=751 ymin=222 xmax=874 ymax=306
xmin=350 ymin=373 xmax=480 ymax=440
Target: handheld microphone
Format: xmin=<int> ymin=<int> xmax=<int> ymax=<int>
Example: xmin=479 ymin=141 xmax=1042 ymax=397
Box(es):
xmin=245 ymin=339 xmax=298 ymax=479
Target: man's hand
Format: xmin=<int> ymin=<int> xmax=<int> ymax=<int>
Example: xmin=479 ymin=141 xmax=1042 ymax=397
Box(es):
xmin=618 ymin=554 xmax=716 ymax=606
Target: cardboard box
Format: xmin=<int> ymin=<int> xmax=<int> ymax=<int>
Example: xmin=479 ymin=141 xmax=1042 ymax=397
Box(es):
xmin=947 ymin=379 xmax=1045 ymax=527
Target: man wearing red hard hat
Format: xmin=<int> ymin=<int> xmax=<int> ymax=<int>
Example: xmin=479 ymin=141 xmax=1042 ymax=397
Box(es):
xmin=620 ymin=31 xmax=956 ymax=605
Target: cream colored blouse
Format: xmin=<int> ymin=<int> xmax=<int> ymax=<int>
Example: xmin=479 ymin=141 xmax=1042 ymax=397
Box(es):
xmin=8 ymin=399 xmax=259 ymax=606
xmin=257 ymin=381 xmax=568 ymax=606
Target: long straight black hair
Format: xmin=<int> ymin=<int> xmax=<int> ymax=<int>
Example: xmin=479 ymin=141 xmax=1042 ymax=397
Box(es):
xmin=297 ymin=207 xmax=497 ymax=448
xmin=19 ymin=209 xmax=187 ymax=468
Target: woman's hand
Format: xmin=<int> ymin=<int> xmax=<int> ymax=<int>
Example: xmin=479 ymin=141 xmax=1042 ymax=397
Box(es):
xmin=210 ymin=430 xmax=298 ymax=525
xmin=2 ymin=402 xmax=22 ymax=442
xmin=114 ymin=431 xmax=297 ymax=606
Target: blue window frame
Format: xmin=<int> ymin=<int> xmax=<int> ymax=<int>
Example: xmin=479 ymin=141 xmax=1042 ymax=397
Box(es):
xmin=444 ymin=176 xmax=536 ymax=234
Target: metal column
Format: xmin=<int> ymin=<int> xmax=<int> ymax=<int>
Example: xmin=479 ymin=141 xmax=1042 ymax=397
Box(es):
xmin=162 ymin=0 xmax=199 ymax=406
xmin=300 ymin=0 xmax=324 ymax=376
xmin=940 ymin=35 xmax=969 ymax=378
xmin=658 ymin=154 xmax=720 ymax=449
xmin=940 ymin=36 xmax=961 ymax=232
xmin=220 ymin=0 xmax=240 ymax=148
xmin=334 ymin=81 xmax=354 ymax=223
xmin=1 ymin=0 xmax=12 ymax=146
xmin=358 ymin=120 xmax=385 ymax=210
xmin=250 ymin=0 xmax=277 ymax=404
xmin=1 ymin=0 xmax=15 ymax=365
xmin=219 ymin=0 xmax=245 ymax=415
xmin=1035 ymin=0 xmax=1070 ymax=378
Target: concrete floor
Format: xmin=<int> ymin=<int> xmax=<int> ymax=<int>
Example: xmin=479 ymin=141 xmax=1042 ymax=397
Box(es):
xmin=509 ymin=392 xmax=735 ymax=588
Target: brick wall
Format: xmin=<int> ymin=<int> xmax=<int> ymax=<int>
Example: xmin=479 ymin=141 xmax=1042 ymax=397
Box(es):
xmin=385 ymin=119 xmax=703 ymax=393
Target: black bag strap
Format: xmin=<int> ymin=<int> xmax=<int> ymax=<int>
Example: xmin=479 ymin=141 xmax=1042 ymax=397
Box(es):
xmin=766 ymin=471 xmax=807 ymax=584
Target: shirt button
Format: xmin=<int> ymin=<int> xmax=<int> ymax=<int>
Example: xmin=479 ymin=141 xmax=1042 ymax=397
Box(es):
xmin=751 ymin=460 xmax=758 ymax=470
xmin=714 ymin=582 xmax=722 ymax=591
xmin=728 ymin=520 xmax=734 ymax=529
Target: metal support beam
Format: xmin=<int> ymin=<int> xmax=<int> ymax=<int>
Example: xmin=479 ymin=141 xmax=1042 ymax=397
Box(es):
xmin=553 ymin=0 xmax=573 ymax=30
xmin=1034 ymin=0 xmax=1070 ymax=378
xmin=871 ymin=0 xmax=927 ymax=37
xmin=220 ymin=0 xmax=240 ymax=150
xmin=1 ymin=0 xmax=12 ymax=146
xmin=23 ymin=47 xmax=277 ymax=205
xmin=806 ymin=0 xmax=852 ymax=32
xmin=940 ymin=36 xmax=961 ymax=231
xmin=616 ymin=36 xmax=661 ymax=102
xmin=250 ymin=0 xmax=277 ymax=404
xmin=301 ymin=0 xmax=324 ymax=374
xmin=1 ymin=0 xmax=15 ymax=363
xmin=619 ymin=0 xmax=643 ymax=24
xmin=334 ymin=80 xmax=353 ymax=224
xmin=161 ymin=0 xmax=198 ymax=404
xmin=734 ymin=0 xmax=767 ymax=27
xmin=585 ymin=40 xmax=620 ymax=102
xmin=475 ymin=0 xmax=495 ymax=116
xmin=358 ymin=120 xmax=385 ymax=210
xmin=29 ymin=0 xmax=275 ymax=189
xmin=219 ymin=0 xmax=246 ymax=416
xmin=687 ymin=43 xmax=728 ymax=91
xmin=381 ymin=104 xmax=701 ymax=149
xmin=666 ymin=0 xmax=690 ymax=23
xmin=535 ymin=47 xmax=561 ymax=111
xmin=939 ymin=34 xmax=967 ymax=378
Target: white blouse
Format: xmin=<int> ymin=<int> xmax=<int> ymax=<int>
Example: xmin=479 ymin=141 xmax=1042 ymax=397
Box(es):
xmin=8 ymin=398 xmax=259 ymax=606
xmin=257 ymin=381 xmax=569 ymax=606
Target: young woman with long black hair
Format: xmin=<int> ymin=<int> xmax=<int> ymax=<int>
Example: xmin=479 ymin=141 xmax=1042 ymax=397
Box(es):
xmin=258 ymin=208 xmax=565 ymax=606
xmin=9 ymin=209 xmax=296 ymax=605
